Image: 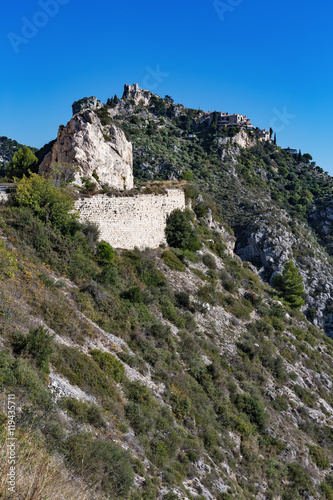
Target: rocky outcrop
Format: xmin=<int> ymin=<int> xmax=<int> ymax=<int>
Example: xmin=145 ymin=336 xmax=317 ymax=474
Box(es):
xmin=39 ymin=110 xmax=134 ymax=190
xmin=72 ymin=96 xmax=103 ymax=115
xmin=218 ymin=129 xmax=257 ymax=150
xmin=235 ymin=209 xmax=333 ymax=336
xmin=309 ymin=197 xmax=333 ymax=256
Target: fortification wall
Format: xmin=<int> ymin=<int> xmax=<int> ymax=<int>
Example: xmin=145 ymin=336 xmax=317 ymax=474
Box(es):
xmin=75 ymin=189 xmax=185 ymax=250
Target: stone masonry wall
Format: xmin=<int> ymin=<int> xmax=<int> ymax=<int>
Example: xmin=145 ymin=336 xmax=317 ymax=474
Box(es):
xmin=75 ymin=189 xmax=185 ymax=250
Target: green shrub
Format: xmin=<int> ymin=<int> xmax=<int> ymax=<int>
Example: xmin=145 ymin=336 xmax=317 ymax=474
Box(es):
xmin=6 ymin=146 xmax=38 ymax=178
xmin=182 ymin=249 xmax=200 ymax=263
xmin=307 ymin=444 xmax=330 ymax=469
xmin=11 ymin=326 xmax=53 ymax=375
xmin=150 ymin=439 xmax=170 ymax=467
xmin=14 ymin=173 xmax=78 ymax=234
xmin=0 ymin=350 xmax=16 ymax=388
xmin=64 ymin=432 xmax=134 ymax=498
xmin=175 ymin=291 xmax=192 ymax=310
xmin=125 ymin=380 xmax=155 ymax=406
xmin=272 ymin=395 xmax=289 ymax=411
xmin=320 ymin=482 xmax=333 ymax=499
xmin=286 ymin=462 xmax=313 ymax=496
xmin=95 ymin=241 xmax=115 ymax=264
xmin=98 ymin=264 xmax=118 ymax=286
xmin=259 ymin=434 xmax=286 ymax=455
xmin=95 ymin=107 xmax=112 ymax=126
xmin=165 ymin=209 xmax=201 ymax=251
xmin=160 ymin=296 xmax=186 ymax=327
xmin=52 ymin=345 xmax=118 ymax=399
xmin=0 ymin=241 xmax=18 ymax=282
xmin=197 ymin=284 xmax=216 ymax=305
xmin=121 ymin=286 xmax=144 ymax=303
xmin=233 ymin=393 xmax=265 ymax=429
xmin=220 ymin=269 xmax=237 ymax=292
xmin=90 ymin=349 xmax=125 ymax=382
xmin=15 ymin=358 xmax=52 ymax=407
xmin=169 ymin=389 xmax=192 ymax=418
xmin=62 ymin=398 xmax=105 ymax=427
xmin=294 ymin=384 xmax=316 ymax=408
xmin=202 ymin=253 xmax=216 ymax=269
xmin=162 ymin=250 xmax=186 ymax=272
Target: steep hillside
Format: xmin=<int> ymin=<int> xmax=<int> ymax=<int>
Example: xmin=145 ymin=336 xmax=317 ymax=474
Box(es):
xmin=1 ymin=174 xmax=333 ymax=499
xmin=1 ymin=85 xmax=333 ymax=500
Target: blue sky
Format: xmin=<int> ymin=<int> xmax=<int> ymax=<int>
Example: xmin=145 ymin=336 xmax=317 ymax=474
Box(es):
xmin=1 ymin=0 xmax=333 ymax=173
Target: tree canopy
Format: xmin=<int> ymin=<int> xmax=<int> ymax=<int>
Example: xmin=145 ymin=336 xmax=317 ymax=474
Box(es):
xmin=272 ymin=260 xmax=305 ymax=309
xmin=165 ymin=209 xmax=201 ymax=251
xmin=14 ymin=173 xmax=78 ymax=234
xmin=6 ymin=146 xmax=38 ymax=179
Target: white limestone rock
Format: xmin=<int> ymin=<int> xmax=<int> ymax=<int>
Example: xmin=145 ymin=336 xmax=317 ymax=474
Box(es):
xmin=39 ymin=109 xmax=133 ymax=190
xmin=218 ymin=129 xmax=256 ymax=149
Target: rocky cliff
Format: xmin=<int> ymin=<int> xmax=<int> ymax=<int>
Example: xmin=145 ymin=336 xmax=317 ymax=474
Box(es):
xmin=39 ymin=109 xmax=134 ymax=190
xmin=235 ymin=208 xmax=333 ymax=335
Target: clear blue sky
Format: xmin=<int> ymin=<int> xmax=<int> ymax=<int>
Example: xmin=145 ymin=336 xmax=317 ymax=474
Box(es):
xmin=1 ymin=0 xmax=333 ymax=173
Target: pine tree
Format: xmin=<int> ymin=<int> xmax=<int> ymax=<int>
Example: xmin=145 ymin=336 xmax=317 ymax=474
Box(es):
xmin=6 ymin=146 xmax=38 ymax=179
xmin=273 ymin=261 xmax=305 ymax=309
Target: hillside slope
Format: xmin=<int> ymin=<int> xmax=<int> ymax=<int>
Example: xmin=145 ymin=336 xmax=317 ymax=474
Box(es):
xmin=96 ymin=85 xmax=333 ymax=338
xmin=1 ymin=179 xmax=333 ymax=499
xmin=1 ymin=85 xmax=333 ymax=499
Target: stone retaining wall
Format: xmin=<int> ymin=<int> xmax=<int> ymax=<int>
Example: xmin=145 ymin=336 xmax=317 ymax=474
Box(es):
xmin=75 ymin=189 xmax=185 ymax=249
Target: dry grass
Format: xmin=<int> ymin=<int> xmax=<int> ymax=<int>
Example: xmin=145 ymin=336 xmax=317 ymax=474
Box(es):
xmin=0 ymin=426 xmax=101 ymax=500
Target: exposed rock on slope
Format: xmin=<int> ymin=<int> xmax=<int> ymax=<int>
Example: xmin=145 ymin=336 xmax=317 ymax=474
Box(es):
xmin=218 ymin=129 xmax=256 ymax=150
xmin=39 ymin=109 xmax=134 ymax=190
xmin=235 ymin=209 xmax=333 ymax=336
xmin=72 ymin=96 xmax=103 ymax=115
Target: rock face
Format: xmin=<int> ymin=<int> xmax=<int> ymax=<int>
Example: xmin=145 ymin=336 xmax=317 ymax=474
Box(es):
xmin=39 ymin=110 xmax=134 ymax=190
xmin=235 ymin=209 xmax=333 ymax=336
xmin=218 ymin=129 xmax=256 ymax=150
xmin=72 ymin=96 xmax=103 ymax=115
